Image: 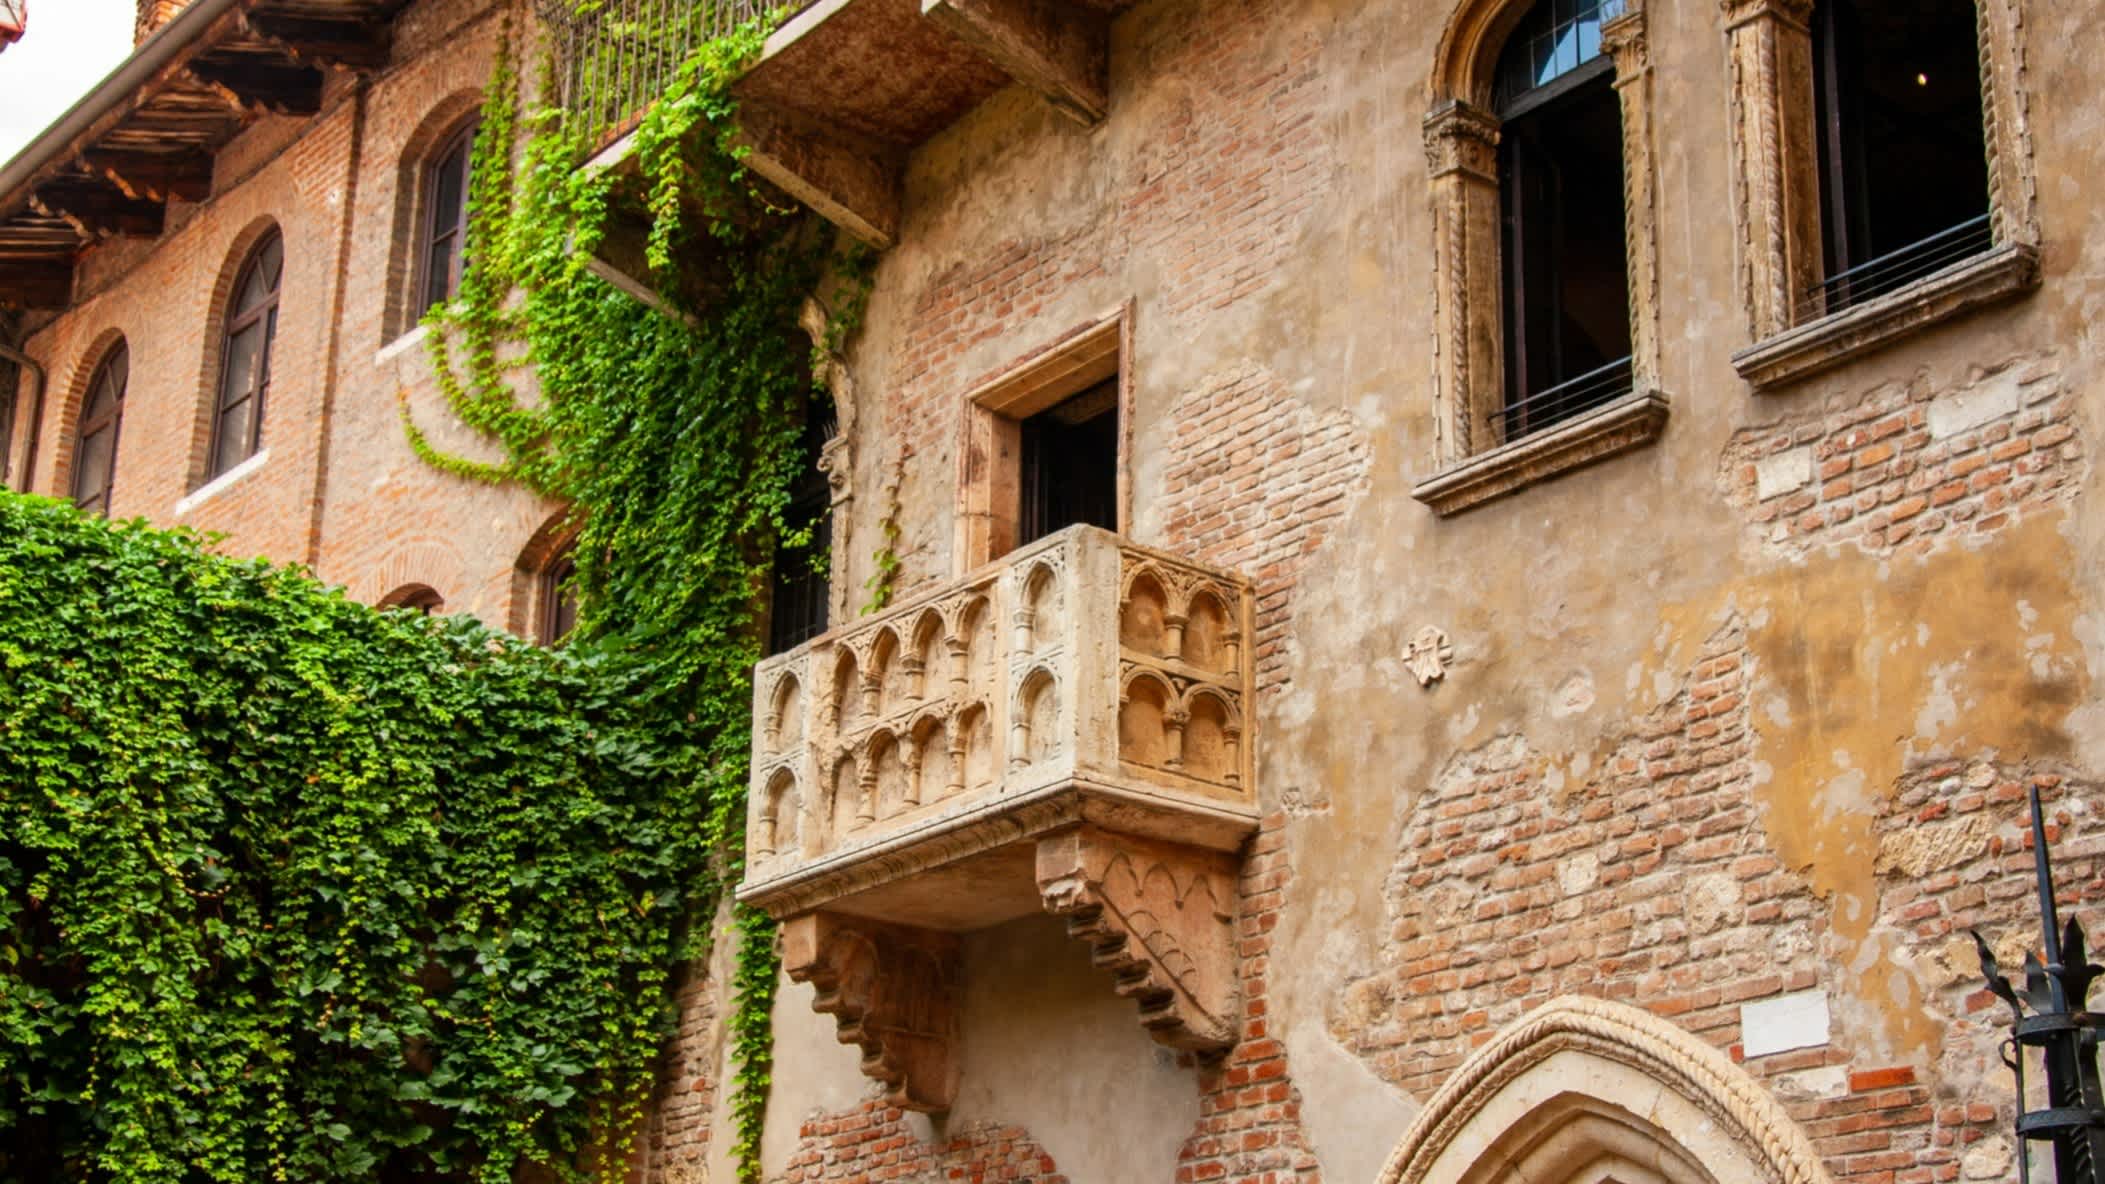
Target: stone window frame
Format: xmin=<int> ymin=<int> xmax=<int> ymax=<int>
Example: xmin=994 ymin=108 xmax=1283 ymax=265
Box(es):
xmin=1722 ymin=0 xmax=2042 ymax=390
xmin=1412 ymin=0 xmax=1670 ymax=518
xmin=952 ymin=304 xmax=1131 ymax=573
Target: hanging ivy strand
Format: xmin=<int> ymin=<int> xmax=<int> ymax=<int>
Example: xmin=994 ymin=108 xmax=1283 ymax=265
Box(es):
xmin=402 ymin=9 xmax=870 ymax=1184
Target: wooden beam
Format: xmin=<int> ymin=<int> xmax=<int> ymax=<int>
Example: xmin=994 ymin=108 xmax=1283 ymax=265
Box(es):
xmin=31 ymin=180 xmax=166 ymax=240
xmin=185 ymin=58 xmax=325 ymax=116
xmin=920 ymin=0 xmax=1108 ymax=126
xmin=731 ymin=103 xmax=902 ymax=250
xmin=242 ymin=12 xmax=391 ymax=71
xmin=0 ymin=260 xmax=74 ymax=309
xmin=82 ymin=148 xmax=214 ymax=203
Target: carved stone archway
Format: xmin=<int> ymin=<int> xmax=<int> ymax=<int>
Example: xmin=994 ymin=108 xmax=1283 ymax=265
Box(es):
xmin=1377 ymin=996 xmax=1837 ymax=1184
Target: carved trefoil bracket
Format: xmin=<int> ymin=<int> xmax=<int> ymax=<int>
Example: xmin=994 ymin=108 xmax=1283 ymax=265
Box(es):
xmin=781 ymin=912 xmax=962 ymax=1113
xmin=1036 ymin=825 xmax=1240 ymax=1051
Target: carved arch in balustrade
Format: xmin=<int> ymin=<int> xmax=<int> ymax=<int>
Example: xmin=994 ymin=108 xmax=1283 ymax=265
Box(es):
xmin=1120 ymin=566 xmax=1172 ymax=656
xmin=1015 ymin=559 xmax=1064 ymax=654
xmin=757 ymin=765 xmax=799 ymax=858
xmin=866 ymin=727 xmax=913 ymax=820
xmin=1117 ymin=667 xmax=1180 ymax=769
xmin=1180 ymin=584 xmax=1240 ymax=675
xmin=828 ymin=647 xmax=862 ymax=730
xmin=1010 ymin=665 xmax=1062 ymax=769
xmin=905 ymin=709 xmax=950 ymax=808
xmin=1178 ymin=685 xmax=1243 ymax=786
xmin=941 ymin=592 xmax=994 ymax=690
xmin=905 ymin=609 xmax=945 ymax=702
xmin=1376 ymin=995 xmax=1836 ymax=1184
xmin=765 ymin=669 xmax=805 ymax=752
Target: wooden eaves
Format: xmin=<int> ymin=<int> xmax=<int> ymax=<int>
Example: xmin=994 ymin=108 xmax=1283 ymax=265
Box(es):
xmin=0 ymin=0 xmax=409 ymax=310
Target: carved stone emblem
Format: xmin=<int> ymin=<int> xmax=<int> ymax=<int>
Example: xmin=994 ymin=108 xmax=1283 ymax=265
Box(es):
xmin=1405 ymin=626 xmax=1454 ymax=687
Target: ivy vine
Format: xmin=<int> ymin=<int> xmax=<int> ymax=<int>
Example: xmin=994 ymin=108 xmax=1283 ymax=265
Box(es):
xmin=0 ymin=493 xmax=708 ymax=1181
xmin=1 ymin=8 xmax=859 ymax=1184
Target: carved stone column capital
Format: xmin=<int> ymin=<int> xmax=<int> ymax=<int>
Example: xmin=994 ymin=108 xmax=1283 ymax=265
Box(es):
xmin=818 ymin=434 xmax=853 ymax=505
xmin=1599 ymin=5 xmax=1648 ymax=71
xmin=781 ymin=912 xmax=961 ymax=1112
xmin=1423 ymin=100 xmax=1501 ymax=184
xmin=1035 ymin=826 xmax=1240 ymax=1052
xmin=1719 ymin=0 xmax=1812 ymax=32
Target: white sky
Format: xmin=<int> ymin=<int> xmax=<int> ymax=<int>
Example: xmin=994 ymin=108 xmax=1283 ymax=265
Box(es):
xmin=0 ymin=0 xmax=138 ymax=165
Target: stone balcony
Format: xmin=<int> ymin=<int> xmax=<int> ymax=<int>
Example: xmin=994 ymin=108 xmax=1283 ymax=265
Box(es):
xmin=738 ymin=525 xmax=1258 ymax=1110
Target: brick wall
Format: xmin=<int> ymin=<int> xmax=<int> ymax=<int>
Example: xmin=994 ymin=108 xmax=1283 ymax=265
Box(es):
xmin=1329 ymin=605 xmax=2100 ymax=1184
xmin=1722 ymin=353 xmax=2084 ymax=557
xmin=872 ymin=0 xmax=1337 ymax=596
xmin=1157 ymin=361 xmax=1370 ymax=699
xmin=10 ymin=0 xmax=557 ymax=626
xmin=778 ymin=1102 xmax=1065 ymax=1182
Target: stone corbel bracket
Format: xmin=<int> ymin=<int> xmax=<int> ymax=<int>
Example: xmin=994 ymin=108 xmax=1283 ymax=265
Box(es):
xmin=781 ymin=912 xmax=962 ymax=1112
xmin=1035 ymin=825 xmax=1241 ymax=1052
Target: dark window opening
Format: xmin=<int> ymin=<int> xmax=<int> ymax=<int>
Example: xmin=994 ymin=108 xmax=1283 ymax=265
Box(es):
xmin=388 ymin=585 xmax=445 ymax=614
xmin=209 ymin=231 xmax=282 ymax=481
xmin=420 ymin=123 xmax=476 ymax=312
xmin=1018 ymin=378 xmax=1119 ymax=548
xmin=72 ymin=343 xmax=127 ymax=516
xmin=767 ymin=411 xmax=834 ymax=656
xmin=1496 ymin=1 xmax=1632 ymax=441
xmin=1809 ymin=0 xmax=1990 ymax=317
xmin=540 ymin=547 xmax=579 ymax=646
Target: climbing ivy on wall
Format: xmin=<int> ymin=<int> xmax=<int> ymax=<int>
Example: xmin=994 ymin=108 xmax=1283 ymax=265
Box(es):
xmin=0 ymin=492 xmax=714 ymax=1181
xmin=0 ymin=10 xmax=853 ymax=1184
xmin=400 ymin=10 xmax=854 ymax=1183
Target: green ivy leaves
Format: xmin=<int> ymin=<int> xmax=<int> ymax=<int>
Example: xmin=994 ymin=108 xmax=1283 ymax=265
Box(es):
xmin=0 ymin=495 xmax=711 ymax=1181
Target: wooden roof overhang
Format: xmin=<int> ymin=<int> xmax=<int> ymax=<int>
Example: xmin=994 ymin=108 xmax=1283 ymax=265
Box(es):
xmin=0 ymin=0 xmax=410 ymax=310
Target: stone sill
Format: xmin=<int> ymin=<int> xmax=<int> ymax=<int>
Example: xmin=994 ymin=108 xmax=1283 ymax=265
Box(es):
xmin=174 ymin=448 xmax=269 ymax=517
xmin=374 ymin=322 xmax=431 ymax=367
xmin=1732 ymin=242 xmax=2041 ymax=390
xmin=1411 ymin=390 xmax=1671 ymax=517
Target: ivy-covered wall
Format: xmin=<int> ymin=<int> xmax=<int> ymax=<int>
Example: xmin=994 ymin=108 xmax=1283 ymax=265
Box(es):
xmin=0 ymin=491 xmax=725 ymax=1182
xmin=0 ymin=14 xmax=848 ymax=1183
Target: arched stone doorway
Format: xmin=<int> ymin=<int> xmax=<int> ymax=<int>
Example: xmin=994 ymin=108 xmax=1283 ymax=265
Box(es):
xmin=1377 ymin=996 xmax=1836 ymax=1184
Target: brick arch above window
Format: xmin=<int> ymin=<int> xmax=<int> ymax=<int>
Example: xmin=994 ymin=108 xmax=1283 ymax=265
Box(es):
xmin=508 ymin=507 xmax=582 ymax=642
xmin=69 ymin=337 xmax=129 ymax=517
xmin=191 ymin=215 xmax=285 ymax=491
xmin=383 ymin=92 xmax=484 ymax=343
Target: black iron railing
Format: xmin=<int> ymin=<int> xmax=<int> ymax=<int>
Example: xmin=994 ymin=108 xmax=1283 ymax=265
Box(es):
xmin=1798 ymin=212 xmax=1994 ymax=323
xmin=1499 ymin=354 xmax=1633 ymax=443
xmin=537 ymin=0 xmax=795 ymax=139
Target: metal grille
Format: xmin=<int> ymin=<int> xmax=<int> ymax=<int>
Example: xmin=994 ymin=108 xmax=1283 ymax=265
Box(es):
xmin=1798 ymin=213 xmax=1993 ymax=322
xmin=537 ymin=0 xmax=795 ymax=139
xmin=1499 ymin=354 xmax=1633 ymax=443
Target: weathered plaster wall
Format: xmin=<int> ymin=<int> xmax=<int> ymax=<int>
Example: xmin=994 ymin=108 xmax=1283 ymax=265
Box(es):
xmin=769 ymin=0 xmax=2105 ymax=1177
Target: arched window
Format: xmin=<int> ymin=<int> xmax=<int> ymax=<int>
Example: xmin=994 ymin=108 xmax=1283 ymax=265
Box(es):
xmin=209 ymin=231 xmax=282 ymax=480
xmin=539 ymin=545 xmax=579 ymax=645
xmin=71 ymin=342 xmax=127 ymax=515
xmin=418 ymin=121 xmax=476 ymax=311
xmin=1413 ymin=0 xmax=1666 ymax=515
xmin=1494 ymin=0 xmax=1631 ymax=437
